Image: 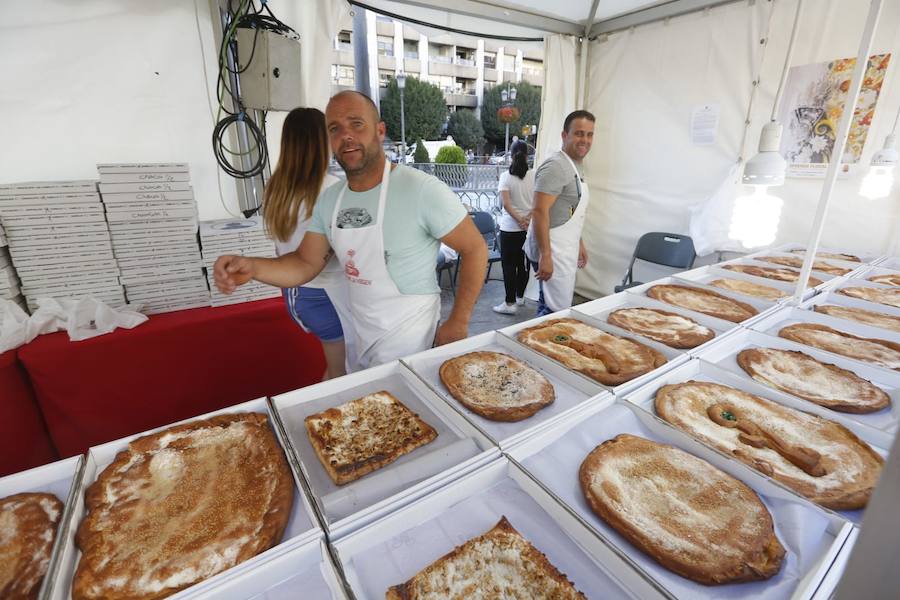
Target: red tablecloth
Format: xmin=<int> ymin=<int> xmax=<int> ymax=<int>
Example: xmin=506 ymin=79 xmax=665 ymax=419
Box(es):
xmin=0 ymin=349 xmax=58 ymax=476
xmin=19 ymin=298 xmax=325 ymax=457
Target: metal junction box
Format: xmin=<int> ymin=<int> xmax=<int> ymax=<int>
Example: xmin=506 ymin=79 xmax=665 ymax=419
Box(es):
xmin=235 ymin=27 xmax=301 ymax=111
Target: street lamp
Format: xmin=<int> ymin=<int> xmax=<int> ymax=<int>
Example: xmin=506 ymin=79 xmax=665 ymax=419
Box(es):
xmin=397 ymin=70 xmax=407 ymax=163
xmin=500 ymin=83 xmax=517 ymax=159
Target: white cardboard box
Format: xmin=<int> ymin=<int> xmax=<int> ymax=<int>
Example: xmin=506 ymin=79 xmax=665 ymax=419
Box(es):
xmin=401 ymin=330 xmax=611 ymax=449
xmin=619 ymin=358 xmax=889 ymax=524
xmin=47 ymin=397 xmax=321 ymax=600
xmin=742 ymin=250 xmax=867 ymax=278
xmin=0 ymin=181 xmax=97 ymax=196
xmin=771 ymin=243 xmax=883 ymax=266
xmin=800 ymin=290 xmax=900 ymax=320
xmin=571 ymin=289 xmax=743 ymax=356
xmin=715 ymin=257 xmax=839 ymax=288
xmin=496 ymin=308 xmax=689 ymax=396
xmin=748 ymin=306 xmax=900 ymax=373
xmin=101 ymin=190 xmax=195 ymax=203
xmin=505 ymin=399 xmax=854 ymax=600
xmin=97 ymin=163 xmax=189 ymax=174
xmin=822 ymin=278 xmax=900 ymax=310
xmin=675 ymin=264 xmax=815 ymax=301
xmin=0 ymin=456 xmax=85 ymax=599
xmin=99 ymin=181 xmax=192 ymax=194
xmin=271 ymin=360 xmax=500 ymax=540
xmin=693 ymin=328 xmax=900 ymax=448
xmin=624 ymin=275 xmax=782 ymax=324
xmin=850 ymin=264 xmax=900 ymax=287
xmin=332 ymin=456 xmax=669 ymax=600
xmin=175 ymin=536 xmax=349 ymax=600
xmin=99 ymin=172 xmax=192 ymax=184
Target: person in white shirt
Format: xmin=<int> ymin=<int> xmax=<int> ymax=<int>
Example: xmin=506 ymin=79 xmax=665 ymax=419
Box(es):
xmin=493 ymin=141 xmax=535 ymax=315
xmin=261 ymin=107 xmax=352 ymax=380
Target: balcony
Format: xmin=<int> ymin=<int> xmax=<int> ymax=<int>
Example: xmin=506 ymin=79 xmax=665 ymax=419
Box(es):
xmin=404 ymin=58 xmax=421 ymax=73
xmin=454 ymin=57 xmax=475 ymax=67
xmin=483 ymin=68 xmax=498 ymax=82
xmin=522 ymin=69 xmax=544 ymax=86
xmin=377 ymin=55 xmax=396 ymax=70
xmin=444 ymin=93 xmax=478 ymax=107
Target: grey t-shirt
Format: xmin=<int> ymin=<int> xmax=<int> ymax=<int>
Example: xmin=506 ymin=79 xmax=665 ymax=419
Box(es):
xmin=533 ymin=151 xmax=584 ymax=228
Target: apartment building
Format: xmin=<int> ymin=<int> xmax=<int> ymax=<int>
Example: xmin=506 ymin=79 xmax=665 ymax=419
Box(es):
xmin=331 ymin=12 xmax=545 ymax=117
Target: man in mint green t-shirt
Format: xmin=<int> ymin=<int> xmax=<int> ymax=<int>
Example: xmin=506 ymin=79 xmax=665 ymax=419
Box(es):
xmin=213 ymin=91 xmax=487 ymax=370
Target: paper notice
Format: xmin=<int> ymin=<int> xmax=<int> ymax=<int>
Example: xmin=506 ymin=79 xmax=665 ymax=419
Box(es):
xmin=691 ymin=104 xmax=720 ymax=145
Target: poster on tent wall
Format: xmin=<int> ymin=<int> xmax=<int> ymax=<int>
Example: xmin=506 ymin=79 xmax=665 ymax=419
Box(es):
xmin=777 ymin=53 xmax=891 ymax=178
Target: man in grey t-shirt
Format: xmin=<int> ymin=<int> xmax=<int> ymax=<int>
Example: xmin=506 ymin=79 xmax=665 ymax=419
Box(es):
xmin=527 ymin=110 xmax=595 ymax=315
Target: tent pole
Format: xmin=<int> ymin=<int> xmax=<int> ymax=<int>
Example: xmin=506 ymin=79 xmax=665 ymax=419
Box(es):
xmin=578 ymin=0 xmax=601 ymax=109
xmin=790 ymin=0 xmax=884 ymax=304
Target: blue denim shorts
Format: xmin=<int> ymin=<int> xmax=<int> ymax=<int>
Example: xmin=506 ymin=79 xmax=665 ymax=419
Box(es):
xmin=283 ymin=286 xmax=344 ymax=342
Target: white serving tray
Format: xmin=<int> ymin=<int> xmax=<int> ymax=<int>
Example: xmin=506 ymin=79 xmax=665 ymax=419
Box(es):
xmin=693 ymin=328 xmax=900 ymax=448
xmin=771 ymin=243 xmax=883 ymax=266
xmin=875 ymin=256 xmax=899 ymax=270
xmin=332 ymin=456 xmax=668 ymax=600
xmin=270 ymin=360 xmax=499 ymax=540
xmin=496 ymin=308 xmax=689 ymax=396
xmin=716 ymin=257 xmax=839 ymax=289
xmin=825 ymin=278 xmax=900 ymax=309
xmin=850 ymin=264 xmax=900 ymax=287
xmin=401 ymin=330 xmax=610 ymax=449
xmin=48 ymin=397 xmax=321 ymax=600
xmin=674 ymin=264 xmax=807 ymax=301
xmin=624 ymin=275 xmax=782 ymax=325
xmin=571 ymin=289 xmax=742 ymax=355
xmin=799 ymin=290 xmax=900 ymax=321
xmin=748 ymin=306 xmax=900 ymax=373
xmin=742 ymin=250 xmax=866 ymax=277
xmin=809 ymin=527 xmax=859 ymax=600
xmin=620 ymin=358 xmax=889 ymax=524
xmin=505 ymin=400 xmax=854 ymax=600
xmin=175 ymin=536 xmax=349 ymax=600
xmin=0 ymin=456 xmax=85 ymax=599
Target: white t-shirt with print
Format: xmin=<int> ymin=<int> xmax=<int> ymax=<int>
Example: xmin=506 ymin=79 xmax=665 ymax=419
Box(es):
xmin=497 ymin=169 xmax=535 ymax=232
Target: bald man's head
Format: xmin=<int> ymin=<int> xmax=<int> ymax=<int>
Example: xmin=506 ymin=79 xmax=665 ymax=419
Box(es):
xmin=326 ymin=91 xmax=386 ymax=177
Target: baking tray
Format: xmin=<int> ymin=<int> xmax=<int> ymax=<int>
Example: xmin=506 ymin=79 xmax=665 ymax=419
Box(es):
xmin=505 ymin=400 xmax=854 ymax=600
xmin=770 ymin=243 xmax=883 ymax=266
xmin=175 ymin=536 xmax=349 ymax=600
xmin=270 ymin=360 xmax=499 ymax=540
xmin=332 ymin=455 xmax=668 ymax=599
xmin=693 ymin=328 xmax=900 ymax=448
xmin=496 ymin=308 xmax=689 ymax=396
xmin=571 ymin=289 xmax=743 ymax=355
xmin=0 ymin=456 xmax=85 ymax=599
xmin=47 ymin=397 xmax=321 ymax=600
xmin=748 ymin=306 xmax=900 ymax=373
xmin=674 ymin=264 xmax=807 ymax=301
xmin=620 ymin=358 xmax=889 ymax=524
xmin=624 ymin=276 xmax=782 ymax=325
xmin=401 ymin=330 xmax=611 ymax=449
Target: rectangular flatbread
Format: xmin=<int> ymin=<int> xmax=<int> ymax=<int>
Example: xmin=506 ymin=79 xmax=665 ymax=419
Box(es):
xmin=814 ymin=304 xmax=900 ymax=333
xmin=305 ymin=391 xmax=438 ymax=485
xmin=778 ymin=322 xmax=900 ymax=371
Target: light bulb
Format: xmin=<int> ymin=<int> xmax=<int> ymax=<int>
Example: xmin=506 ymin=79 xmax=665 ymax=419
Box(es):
xmin=729 ymin=186 xmax=784 ymax=249
xmin=860 ymin=165 xmax=895 ymax=200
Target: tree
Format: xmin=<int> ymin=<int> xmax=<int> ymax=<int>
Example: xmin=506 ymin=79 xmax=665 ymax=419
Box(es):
xmin=481 ymin=81 xmax=542 ymax=148
xmin=380 ymin=77 xmax=447 ymax=144
xmin=413 ymin=137 xmax=430 ymax=163
xmin=434 ymin=145 xmax=466 ymax=164
xmin=447 ymin=109 xmax=484 ymax=151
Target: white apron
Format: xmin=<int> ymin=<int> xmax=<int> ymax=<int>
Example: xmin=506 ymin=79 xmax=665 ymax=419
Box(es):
xmin=524 ymin=151 xmax=590 ymax=312
xmin=330 ymin=161 xmax=440 ymax=370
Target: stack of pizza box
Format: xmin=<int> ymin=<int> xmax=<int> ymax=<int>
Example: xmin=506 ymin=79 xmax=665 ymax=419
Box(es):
xmin=97 ymin=163 xmax=210 ymax=314
xmin=0 ymin=180 xmax=125 ymax=312
xmin=199 ymin=216 xmax=281 ymax=307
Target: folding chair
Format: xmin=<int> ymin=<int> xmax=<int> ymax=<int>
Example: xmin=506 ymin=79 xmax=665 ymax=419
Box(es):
xmin=614 ymin=232 xmax=696 ymax=293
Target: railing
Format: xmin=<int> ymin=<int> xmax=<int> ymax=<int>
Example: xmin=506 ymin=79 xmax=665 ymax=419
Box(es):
xmin=454 ymin=57 xmax=475 ymax=67
xmin=429 ymin=55 xmax=453 ymax=64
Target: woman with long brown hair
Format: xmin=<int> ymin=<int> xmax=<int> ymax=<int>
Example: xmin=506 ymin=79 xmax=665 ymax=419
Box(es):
xmin=264 ymin=107 xmax=350 ymax=379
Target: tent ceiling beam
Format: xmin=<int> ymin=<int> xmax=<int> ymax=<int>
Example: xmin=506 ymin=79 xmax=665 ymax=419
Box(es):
xmin=376 ymin=0 xmax=584 ymax=35
xmin=589 ymin=0 xmax=742 ymax=37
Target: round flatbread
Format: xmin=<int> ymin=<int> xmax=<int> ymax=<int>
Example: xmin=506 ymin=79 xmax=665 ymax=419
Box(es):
xmin=517 ymin=318 xmax=667 ymax=386
xmin=579 ymin=434 xmax=785 ymax=585
xmin=439 ymin=351 xmax=555 ymax=421
xmin=736 ymin=348 xmax=890 ymax=413
xmin=647 ymin=284 xmax=758 ymax=323
xmin=655 ymin=381 xmax=883 ymax=510
xmin=607 ymin=307 xmax=715 ymax=349
xmin=0 ymin=493 xmax=64 ymax=600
